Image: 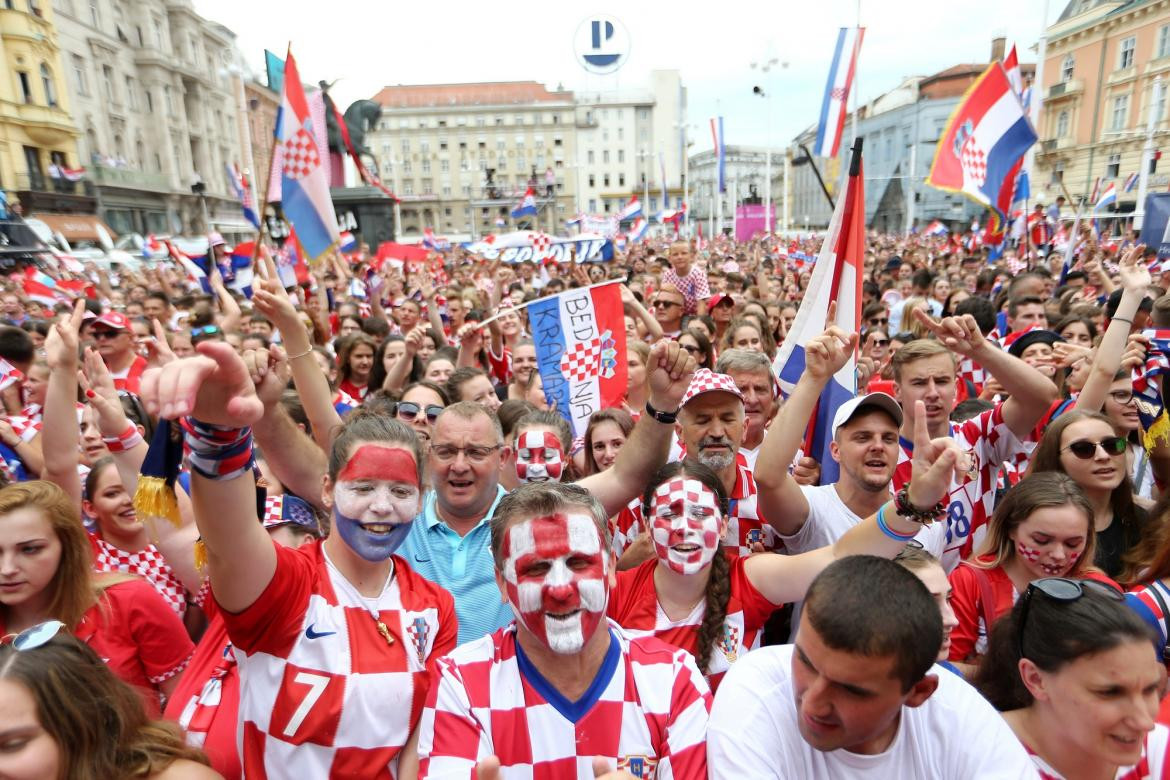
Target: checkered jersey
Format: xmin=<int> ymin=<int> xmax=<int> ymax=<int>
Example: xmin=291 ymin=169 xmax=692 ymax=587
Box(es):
xmin=957 ymin=357 xmax=987 ymax=395
xmin=221 ymin=541 xmax=457 ymax=779
xmin=608 ymin=556 xmax=779 ymax=691
xmin=91 ymin=534 xmax=188 ymax=618
xmin=893 ymin=403 xmax=1030 ymax=572
xmin=417 ymin=621 xmax=710 ymax=779
xmin=660 ymin=265 xmax=711 ymax=316
xmin=1026 ymin=723 xmax=1170 ymax=779
xmin=487 ymin=344 xmax=512 ymax=386
xmin=6 ymin=414 xmax=39 ymax=441
xmin=608 ymin=460 xmax=775 ymax=559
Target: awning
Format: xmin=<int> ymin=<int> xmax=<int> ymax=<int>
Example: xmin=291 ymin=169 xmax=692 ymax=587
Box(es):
xmin=29 ymin=213 xmax=117 ymax=242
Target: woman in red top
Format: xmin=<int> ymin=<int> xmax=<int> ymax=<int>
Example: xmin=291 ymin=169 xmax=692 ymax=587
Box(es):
xmin=335 ymin=333 xmax=376 ymax=401
xmin=0 ymin=481 xmax=193 ymax=714
xmin=608 ymin=405 xmax=961 ymax=690
xmin=948 ymin=472 xmax=1101 ymax=675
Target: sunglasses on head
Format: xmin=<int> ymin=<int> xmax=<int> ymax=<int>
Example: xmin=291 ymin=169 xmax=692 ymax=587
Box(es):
xmin=191 ymin=325 xmax=221 ymax=337
xmin=1017 ymin=578 xmax=1123 ymax=659
xmin=1062 ymin=436 xmax=1127 ymax=459
xmin=396 ymin=401 xmax=443 ymax=424
xmin=1 ymin=620 xmax=64 ymax=650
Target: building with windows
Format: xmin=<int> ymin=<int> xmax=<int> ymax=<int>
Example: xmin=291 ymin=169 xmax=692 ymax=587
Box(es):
xmin=689 ymin=145 xmax=785 ymax=234
xmin=0 ymin=0 xmax=92 ymax=221
xmin=1033 ymin=0 xmax=1170 ymax=215
xmin=52 ymin=0 xmax=247 ymax=240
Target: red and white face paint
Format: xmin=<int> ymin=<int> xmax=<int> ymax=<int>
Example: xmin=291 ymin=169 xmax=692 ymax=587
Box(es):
xmin=650 ymin=478 xmax=721 ymax=575
xmin=1015 ymin=539 xmax=1083 ymax=578
xmin=514 ymin=430 xmax=565 ymax=484
xmin=501 ymin=512 xmax=608 ymax=654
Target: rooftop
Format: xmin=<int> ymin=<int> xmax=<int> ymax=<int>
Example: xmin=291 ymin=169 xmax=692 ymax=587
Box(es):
xmin=370 ymin=81 xmax=573 ymax=109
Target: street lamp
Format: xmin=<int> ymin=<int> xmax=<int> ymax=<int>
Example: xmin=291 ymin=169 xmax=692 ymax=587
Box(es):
xmin=751 ymin=56 xmax=788 ymax=234
xmin=637 ymin=147 xmax=653 ymax=212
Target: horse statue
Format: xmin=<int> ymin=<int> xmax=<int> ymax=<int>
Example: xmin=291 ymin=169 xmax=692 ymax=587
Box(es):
xmin=321 ymin=84 xmax=383 ymax=175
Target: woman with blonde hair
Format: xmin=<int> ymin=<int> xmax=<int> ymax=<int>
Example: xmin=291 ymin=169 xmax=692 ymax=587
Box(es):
xmin=947 ymin=472 xmax=1112 ymax=676
xmin=0 ymin=628 xmax=219 ymax=778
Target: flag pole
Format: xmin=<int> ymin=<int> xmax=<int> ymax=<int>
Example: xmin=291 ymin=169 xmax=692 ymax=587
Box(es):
xmin=250 ymin=43 xmax=289 ymax=267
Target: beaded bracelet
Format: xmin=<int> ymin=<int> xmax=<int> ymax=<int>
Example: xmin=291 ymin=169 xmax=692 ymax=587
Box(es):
xmin=102 ymin=423 xmax=144 ymax=453
xmin=182 ymin=418 xmax=255 ymax=481
xmin=876 ymin=502 xmax=919 ymax=543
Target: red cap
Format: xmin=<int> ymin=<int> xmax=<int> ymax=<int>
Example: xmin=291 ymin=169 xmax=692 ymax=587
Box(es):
xmin=707 ymin=294 xmax=735 ymax=310
xmin=93 ymin=311 xmax=130 ymax=331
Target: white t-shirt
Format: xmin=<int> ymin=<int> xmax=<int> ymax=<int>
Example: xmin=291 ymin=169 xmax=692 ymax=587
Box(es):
xmin=707 ymin=645 xmax=1038 ymax=779
xmin=781 ymin=484 xmax=946 ymax=556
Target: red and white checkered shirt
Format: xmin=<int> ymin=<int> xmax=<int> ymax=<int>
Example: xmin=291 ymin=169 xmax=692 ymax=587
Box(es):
xmin=221 ymin=540 xmax=457 ymax=779
xmin=957 ymin=357 xmax=987 ymax=395
xmin=893 ymin=403 xmax=1031 ymax=572
xmin=91 ymin=534 xmax=188 ymax=617
xmin=417 ymin=621 xmax=711 ymax=779
xmin=660 ymin=265 xmax=711 ymax=316
xmin=610 ymin=459 xmax=775 ymax=559
xmin=608 ymin=556 xmax=778 ymax=691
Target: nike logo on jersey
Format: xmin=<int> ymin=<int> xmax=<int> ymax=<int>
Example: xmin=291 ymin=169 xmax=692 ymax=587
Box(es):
xmin=305 ymin=624 xmax=337 ymax=639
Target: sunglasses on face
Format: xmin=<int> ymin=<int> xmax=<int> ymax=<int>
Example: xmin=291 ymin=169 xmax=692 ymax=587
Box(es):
xmin=1017 ymin=578 xmax=1122 ymax=659
xmin=91 ymin=329 xmax=123 ymax=340
xmin=396 ymin=401 xmax=443 ymax=424
xmin=653 ymin=299 xmax=682 ymax=309
xmin=871 ymin=338 xmax=890 ymax=347
xmin=1 ymin=620 xmax=65 ymax=649
xmin=1062 ymin=436 xmax=1127 ymax=459
xmin=868 ymin=317 xmax=889 ymax=326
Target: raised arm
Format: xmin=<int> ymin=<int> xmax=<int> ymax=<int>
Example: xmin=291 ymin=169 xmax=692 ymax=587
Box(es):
xmin=914 ymin=309 xmax=1058 ymax=438
xmin=40 ymin=301 xmax=85 ymax=505
xmin=1076 ymin=244 xmax=1149 ymax=411
xmin=419 ymin=278 xmax=449 ymax=348
xmin=744 ymin=401 xmax=961 ymax=606
xmin=139 ymin=341 xmax=274 ymax=614
xmin=578 ymin=339 xmax=696 ymax=517
xmin=252 ymin=255 xmax=342 ymax=451
xmin=209 ymin=266 xmax=242 ymax=335
xmin=620 ymin=284 xmax=663 ymax=342
xmin=385 ymin=327 xmax=423 ymax=394
xmin=755 ymin=327 xmax=857 ymax=535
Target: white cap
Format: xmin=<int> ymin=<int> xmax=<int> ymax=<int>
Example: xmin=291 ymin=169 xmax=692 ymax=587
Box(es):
xmin=831 ymin=393 xmax=903 ymax=438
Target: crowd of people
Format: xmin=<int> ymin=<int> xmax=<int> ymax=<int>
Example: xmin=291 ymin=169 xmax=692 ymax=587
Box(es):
xmin=2 ymin=222 xmax=1170 ymax=778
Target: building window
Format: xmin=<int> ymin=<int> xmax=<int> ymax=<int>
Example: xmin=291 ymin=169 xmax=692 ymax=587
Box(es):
xmin=419 ymin=140 xmax=429 ymax=153
xmin=1056 ymin=110 xmax=1069 ymax=138
xmin=553 ymin=114 xmax=560 ymax=124
xmin=603 ymin=150 xmax=610 ymax=163
xmin=403 ymin=181 xmax=413 ymax=195
xmin=1107 ymin=152 xmax=1121 ymax=178
xmin=603 ymin=174 xmax=610 ymax=187
xmin=1053 ymin=161 xmax=1064 ymax=182
xmin=88 ymin=0 xmax=99 ymax=26
xmin=422 ymin=160 xmax=431 ymax=173
xmin=164 ymin=85 xmax=172 ymax=113
xmin=402 ymin=160 xmax=412 ymax=173
xmin=619 ymin=173 xmax=625 ymax=186
xmin=1159 ymin=25 xmax=1170 ymax=59
xmin=588 ymin=175 xmax=595 ymax=187
xmin=1120 ymin=37 xmax=1136 ymax=69
xmin=71 ymin=55 xmax=88 ymax=95
xmin=124 ymin=76 xmax=136 ymax=109
xmin=476 ymin=116 xmax=486 ymax=127
xmin=422 ymin=179 xmax=432 ymax=193
xmin=442 ymin=185 xmax=451 ymax=196
xmin=618 ymin=149 xmax=625 ymax=163
xmin=1061 ymin=55 xmax=1074 ymax=83
xmin=440 ymin=159 xmax=449 ymax=173
xmin=588 ymin=199 xmax=596 ymax=212
xmin=401 ymin=139 xmax=410 ymax=154
xmin=36 ymin=63 xmax=57 ymax=107
xmin=145 ymin=89 xmax=152 ymax=112
xmin=639 ymin=109 xmax=649 ymax=120
xmin=17 ymin=72 xmax=32 ymax=104
xmin=1111 ymin=94 xmax=1129 ymax=130
xmin=498 ymin=157 xmax=506 ymax=171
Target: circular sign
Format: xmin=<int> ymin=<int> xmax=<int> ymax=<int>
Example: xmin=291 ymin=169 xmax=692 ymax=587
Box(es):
xmin=573 ymin=15 xmax=630 ymax=75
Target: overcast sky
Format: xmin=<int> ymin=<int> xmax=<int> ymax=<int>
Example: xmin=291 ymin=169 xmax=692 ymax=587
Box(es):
xmin=195 ymin=0 xmax=1062 ymax=152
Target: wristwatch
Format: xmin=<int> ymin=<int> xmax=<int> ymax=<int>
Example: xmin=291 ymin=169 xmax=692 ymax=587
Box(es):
xmin=644 ymin=401 xmax=680 ymax=424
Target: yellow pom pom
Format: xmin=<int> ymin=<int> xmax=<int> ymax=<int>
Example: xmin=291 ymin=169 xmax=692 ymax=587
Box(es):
xmin=132 ymin=476 xmax=181 ymax=528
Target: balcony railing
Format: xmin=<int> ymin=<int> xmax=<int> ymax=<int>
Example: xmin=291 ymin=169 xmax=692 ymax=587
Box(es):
xmin=89 ymin=164 xmax=174 ymax=191
xmin=12 ymin=172 xmax=95 ymax=197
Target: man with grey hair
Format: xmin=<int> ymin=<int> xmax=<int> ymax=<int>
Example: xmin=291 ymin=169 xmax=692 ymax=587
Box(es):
xmin=414 ymin=482 xmax=712 ymax=779
xmin=403 ymin=340 xmax=697 ymax=644
xmin=715 ymin=348 xmax=780 ymax=469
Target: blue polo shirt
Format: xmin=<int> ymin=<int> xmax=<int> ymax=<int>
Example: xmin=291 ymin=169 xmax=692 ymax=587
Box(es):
xmin=401 ymin=486 xmax=512 ymax=645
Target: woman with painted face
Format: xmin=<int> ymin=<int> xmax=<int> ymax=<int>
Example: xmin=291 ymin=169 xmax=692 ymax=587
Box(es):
xmin=974 ymin=577 xmax=1167 ymax=778
xmin=500 ymin=411 xmax=573 ymax=491
xmin=139 ymin=343 xmax=457 ymax=778
xmin=606 ymin=399 xmax=963 ymax=690
xmin=946 ymin=473 xmax=1113 ymax=676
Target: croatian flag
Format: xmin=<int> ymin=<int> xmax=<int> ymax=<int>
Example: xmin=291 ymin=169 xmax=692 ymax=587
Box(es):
xmin=511 ymin=187 xmax=538 ymax=218
xmin=225 ymin=163 xmax=260 ymax=229
xmin=710 ymin=116 xmax=726 ymax=193
xmin=628 ymin=217 xmax=649 ymax=244
xmin=617 ymin=196 xmax=642 ymax=221
xmin=773 ymin=138 xmax=866 ymax=485
xmin=275 ymin=48 xmax=340 ymax=261
xmin=0 ymin=359 xmax=22 ymax=394
xmin=814 ymin=27 xmax=865 ymax=159
xmin=1124 ymin=172 xmax=1140 ymax=193
xmin=925 ymin=219 xmax=948 ymax=236
xmin=528 ymin=282 xmax=628 ymax=437
xmin=338 ymin=230 xmax=357 ymax=253
xmin=926 ymin=62 xmax=1037 ymax=240
xmin=21 ymin=270 xmax=65 ymax=306
xmin=422 ymin=227 xmax=449 ymax=251
xmin=1003 ymin=44 xmax=1023 ymax=96
xmin=1095 ymin=182 xmax=1118 ymax=212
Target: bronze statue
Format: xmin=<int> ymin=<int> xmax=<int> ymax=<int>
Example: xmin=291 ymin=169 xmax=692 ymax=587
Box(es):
xmin=321 ymin=84 xmax=384 ymax=176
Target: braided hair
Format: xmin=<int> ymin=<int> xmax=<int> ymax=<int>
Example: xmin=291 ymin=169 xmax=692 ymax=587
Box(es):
xmin=642 ymin=460 xmax=731 ymax=673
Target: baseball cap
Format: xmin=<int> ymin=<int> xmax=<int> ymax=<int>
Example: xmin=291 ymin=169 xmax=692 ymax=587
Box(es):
xmin=208 ymin=231 xmax=227 ymax=248
xmin=831 ymin=393 xmax=903 ymax=438
xmin=261 ymin=494 xmax=320 ymax=536
xmin=93 ymin=311 xmax=130 ymax=331
xmin=707 ymin=293 xmax=735 ymax=310
xmin=681 ymin=369 xmax=744 ymax=408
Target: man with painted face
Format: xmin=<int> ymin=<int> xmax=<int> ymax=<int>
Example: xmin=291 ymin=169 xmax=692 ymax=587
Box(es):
xmin=140 ymin=346 xmax=457 ymax=778
xmin=405 ymin=340 xmax=697 ymax=646
xmin=415 ymin=482 xmax=712 ymax=779
xmin=500 ymin=410 xmax=572 ymax=489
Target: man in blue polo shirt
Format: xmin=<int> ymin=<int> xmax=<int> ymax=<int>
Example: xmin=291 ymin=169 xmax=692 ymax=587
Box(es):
xmin=402 ymin=339 xmax=696 ymax=645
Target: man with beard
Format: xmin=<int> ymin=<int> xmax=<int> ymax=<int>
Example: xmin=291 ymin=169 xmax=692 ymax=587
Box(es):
xmin=612 ymin=367 xmax=776 ymax=563
xmin=755 ymin=326 xmax=945 ymax=557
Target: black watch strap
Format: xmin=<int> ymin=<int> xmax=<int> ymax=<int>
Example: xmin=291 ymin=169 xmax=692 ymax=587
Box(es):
xmin=645 ymin=401 xmax=679 ymax=424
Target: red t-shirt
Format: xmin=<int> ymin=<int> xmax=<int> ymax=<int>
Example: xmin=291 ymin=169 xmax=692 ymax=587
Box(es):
xmin=111 ymin=354 xmax=148 ymax=394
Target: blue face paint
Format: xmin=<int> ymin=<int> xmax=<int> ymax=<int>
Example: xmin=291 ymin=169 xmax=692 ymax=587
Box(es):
xmin=333 ymin=506 xmax=412 ymax=562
